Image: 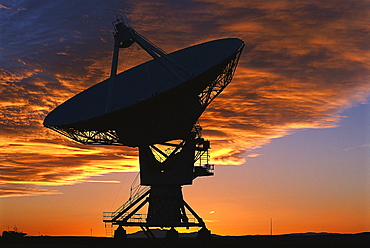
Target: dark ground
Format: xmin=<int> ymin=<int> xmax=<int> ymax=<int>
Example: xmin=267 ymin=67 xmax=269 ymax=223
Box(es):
xmin=1 ymin=233 xmax=369 ymax=248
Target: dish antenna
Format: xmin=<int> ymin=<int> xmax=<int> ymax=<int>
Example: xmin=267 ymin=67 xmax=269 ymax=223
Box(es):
xmin=44 ymin=16 xmax=244 ymax=239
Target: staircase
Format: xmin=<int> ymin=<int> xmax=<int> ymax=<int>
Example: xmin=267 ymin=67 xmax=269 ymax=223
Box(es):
xmin=103 ymin=186 xmax=150 ymax=223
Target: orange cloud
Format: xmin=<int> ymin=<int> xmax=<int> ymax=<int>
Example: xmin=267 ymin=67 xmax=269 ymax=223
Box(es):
xmin=0 ymin=185 xmax=61 ymax=198
xmin=0 ymin=137 xmax=138 ymax=197
xmin=1 ymin=0 xmax=369 ymax=197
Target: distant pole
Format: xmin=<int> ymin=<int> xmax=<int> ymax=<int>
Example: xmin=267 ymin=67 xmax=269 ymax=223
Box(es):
xmin=90 ymin=228 xmax=93 ymax=237
xmin=270 ymin=218 xmax=273 ymax=236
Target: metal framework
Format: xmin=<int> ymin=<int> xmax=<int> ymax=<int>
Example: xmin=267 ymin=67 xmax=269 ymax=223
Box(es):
xmin=46 ymin=127 xmax=122 ymax=145
xmin=102 ymin=123 xmax=213 ymax=238
xmin=198 ymin=48 xmax=243 ymax=106
xmin=103 ymin=187 xmax=205 ymax=228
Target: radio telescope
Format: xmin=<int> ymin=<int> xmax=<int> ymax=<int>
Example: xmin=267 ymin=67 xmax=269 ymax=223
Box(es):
xmin=44 ymin=16 xmax=244 ymax=239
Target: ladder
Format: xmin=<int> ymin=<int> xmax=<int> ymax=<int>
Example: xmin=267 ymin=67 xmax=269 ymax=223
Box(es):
xmin=104 ymin=222 xmax=113 ymax=237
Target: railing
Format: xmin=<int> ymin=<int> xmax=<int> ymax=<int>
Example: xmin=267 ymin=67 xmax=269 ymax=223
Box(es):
xmin=124 ymin=214 xmax=147 ymax=223
xmin=104 ymin=213 xmax=200 ymax=225
xmin=103 ymin=186 xmax=150 ymax=221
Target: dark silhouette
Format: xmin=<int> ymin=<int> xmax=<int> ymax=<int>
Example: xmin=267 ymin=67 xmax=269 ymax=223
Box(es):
xmin=44 ymin=16 xmax=243 ymax=239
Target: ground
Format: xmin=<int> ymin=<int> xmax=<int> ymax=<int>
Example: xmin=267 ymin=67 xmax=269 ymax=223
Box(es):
xmin=1 ymin=233 xmax=369 ymax=248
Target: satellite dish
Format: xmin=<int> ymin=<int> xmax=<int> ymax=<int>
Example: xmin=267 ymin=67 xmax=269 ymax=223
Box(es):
xmin=44 ymin=16 xmax=244 ymax=238
xmin=44 ymin=24 xmax=243 ymax=147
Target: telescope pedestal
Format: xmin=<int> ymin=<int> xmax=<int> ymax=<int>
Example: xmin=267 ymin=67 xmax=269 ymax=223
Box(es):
xmin=104 ymin=126 xmax=213 ymax=238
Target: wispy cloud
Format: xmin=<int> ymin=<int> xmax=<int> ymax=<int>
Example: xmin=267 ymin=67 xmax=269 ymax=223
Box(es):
xmin=0 ymin=185 xmax=62 ymax=198
xmin=1 ymin=0 xmax=369 ymax=196
xmin=0 ymin=4 xmax=11 ymax=10
xmin=343 ymin=144 xmax=370 ymax=151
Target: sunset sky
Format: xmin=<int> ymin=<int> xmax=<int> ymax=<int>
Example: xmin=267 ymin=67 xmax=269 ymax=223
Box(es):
xmin=1 ymin=0 xmax=369 ymax=237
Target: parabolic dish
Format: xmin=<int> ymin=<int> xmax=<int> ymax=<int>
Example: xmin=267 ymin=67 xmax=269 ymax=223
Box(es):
xmin=44 ymin=38 xmax=244 ymax=147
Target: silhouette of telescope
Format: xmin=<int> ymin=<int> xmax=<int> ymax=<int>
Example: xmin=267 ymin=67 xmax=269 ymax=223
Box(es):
xmin=44 ymin=17 xmax=244 ymax=237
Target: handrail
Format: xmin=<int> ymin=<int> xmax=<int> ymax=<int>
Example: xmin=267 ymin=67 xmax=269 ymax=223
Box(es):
xmin=115 ymin=187 xmax=150 ymax=215
xmin=103 ymin=186 xmax=150 ymax=220
xmin=104 ymin=213 xmax=199 ymax=224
